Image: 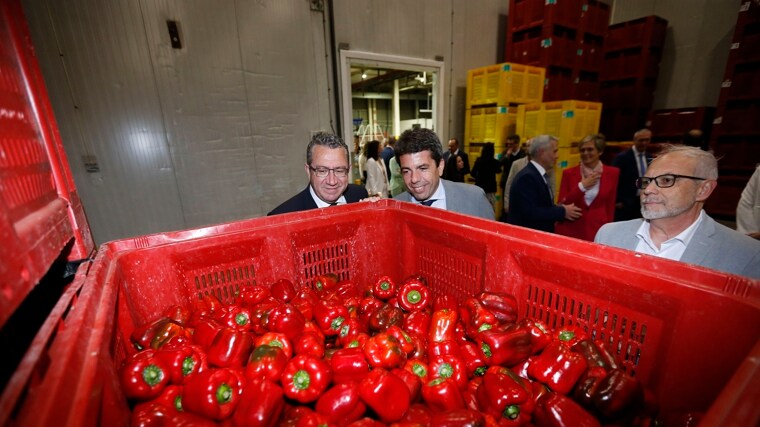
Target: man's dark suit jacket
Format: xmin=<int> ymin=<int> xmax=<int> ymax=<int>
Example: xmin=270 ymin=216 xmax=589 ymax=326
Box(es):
xmin=507 ymin=162 xmax=565 ymax=233
xmin=612 ymin=148 xmax=650 ymax=221
xmin=268 ymin=184 xmax=369 ymax=215
xmin=499 ymin=150 xmax=526 ymax=191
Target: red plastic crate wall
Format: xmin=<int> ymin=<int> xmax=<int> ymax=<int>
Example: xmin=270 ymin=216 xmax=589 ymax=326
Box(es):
xmin=0 ymin=0 xmax=92 ymax=329
xmin=647 ymin=107 xmax=716 ymax=145
xmin=5 ymin=202 xmax=759 ymax=426
xmin=707 ymin=1 xmax=760 ymax=219
xmin=506 ymin=0 xmax=609 ymax=102
xmin=599 ymin=15 xmax=668 ymax=140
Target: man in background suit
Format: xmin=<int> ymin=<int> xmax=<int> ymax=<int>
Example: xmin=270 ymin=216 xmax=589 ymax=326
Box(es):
xmin=442 ymin=137 xmax=470 ymax=181
xmin=394 ymin=128 xmax=494 ymax=220
xmin=596 ymin=145 xmax=760 ymax=278
xmin=269 ymin=132 xmax=368 ymax=215
xmin=507 ymin=135 xmax=582 ymax=233
xmin=613 ymin=129 xmax=652 ymax=221
xmin=380 ymin=136 xmax=396 ymax=179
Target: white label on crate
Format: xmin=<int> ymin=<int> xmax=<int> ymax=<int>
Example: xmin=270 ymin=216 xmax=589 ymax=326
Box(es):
xmin=740 ymin=2 xmax=749 ymax=12
xmin=722 ymin=80 xmax=732 ymax=88
xmin=499 ymin=106 xmax=508 ymax=114
xmin=541 ymin=38 xmax=553 ymax=48
xmin=731 ymin=42 xmax=740 ymax=50
xmin=562 ymin=111 xmax=575 ymax=119
xmin=714 ymin=116 xmax=722 ymax=124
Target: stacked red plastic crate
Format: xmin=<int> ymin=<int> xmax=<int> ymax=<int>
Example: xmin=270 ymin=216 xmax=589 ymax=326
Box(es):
xmin=599 ymin=16 xmax=668 ymax=140
xmin=707 ymin=0 xmax=760 ymax=218
xmin=505 ymin=0 xmax=610 ymax=102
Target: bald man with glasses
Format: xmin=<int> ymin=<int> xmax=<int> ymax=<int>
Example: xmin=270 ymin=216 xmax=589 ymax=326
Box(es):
xmin=268 ymin=132 xmax=368 ymax=215
xmin=595 ymin=145 xmax=760 ymax=278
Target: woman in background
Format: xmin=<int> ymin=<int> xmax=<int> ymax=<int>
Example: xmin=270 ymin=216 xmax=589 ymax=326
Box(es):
xmin=470 ymin=143 xmax=501 ymax=207
xmin=364 ymin=140 xmax=389 ymax=198
xmin=556 ymin=134 xmax=619 ymax=241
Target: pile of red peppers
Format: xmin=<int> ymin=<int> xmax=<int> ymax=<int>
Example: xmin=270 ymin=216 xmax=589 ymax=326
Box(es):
xmin=120 ymin=274 xmax=659 ymax=427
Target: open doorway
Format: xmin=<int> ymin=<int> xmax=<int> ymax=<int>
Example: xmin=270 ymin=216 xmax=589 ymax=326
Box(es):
xmin=338 ymin=50 xmax=444 ymax=162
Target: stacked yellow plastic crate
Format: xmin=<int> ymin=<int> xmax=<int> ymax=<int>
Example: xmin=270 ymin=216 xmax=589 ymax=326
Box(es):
xmin=464 ymin=63 xmax=545 ymax=218
xmin=516 ymin=100 xmax=602 ymax=197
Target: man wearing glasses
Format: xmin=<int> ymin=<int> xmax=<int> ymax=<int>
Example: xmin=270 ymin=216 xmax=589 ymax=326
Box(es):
xmin=595 ymin=145 xmax=760 ymax=278
xmin=268 ymin=132 xmax=368 ymax=215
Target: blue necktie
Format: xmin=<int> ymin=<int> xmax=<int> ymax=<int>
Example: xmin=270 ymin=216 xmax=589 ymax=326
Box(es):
xmin=638 ymin=153 xmax=647 ymax=177
xmin=420 ymin=199 xmax=437 ymax=206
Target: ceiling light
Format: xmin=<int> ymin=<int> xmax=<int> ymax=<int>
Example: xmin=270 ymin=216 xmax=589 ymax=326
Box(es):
xmin=361 ymin=71 xmax=367 ymax=79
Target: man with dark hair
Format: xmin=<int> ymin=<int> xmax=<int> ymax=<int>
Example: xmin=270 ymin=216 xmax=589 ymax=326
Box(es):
xmin=499 ymin=134 xmax=525 ymax=220
xmin=380 ymin=137 xmax=396 ymax=179
xmin=268 ymin=132 xmax=368 ymax=215
xmin=613 ymin=129 xmax=652 ymax=221
xmin=442 ymin=137 xmax=469 ymax=181
xmin=394 ymin=128 xmax=494 ymax=220
xmin=596 ymin=145 xmax=760 ymax=278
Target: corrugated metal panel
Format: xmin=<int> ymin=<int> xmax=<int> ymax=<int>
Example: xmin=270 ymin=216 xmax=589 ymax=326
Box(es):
xmin=23 ymin=0 xmax=185 ymax=243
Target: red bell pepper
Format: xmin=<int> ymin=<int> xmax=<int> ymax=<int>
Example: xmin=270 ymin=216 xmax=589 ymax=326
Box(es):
xmin=313 ymin=273 xmax=339 ymax=293
xmin=590 ymin=368 xmax=645 ymax=423
xmin=357 ymin=368 xmax=411 ymax=423
xmin=344 ymin=332 xmax=370 ymax=350
xmin=428 ymin=309 xmax=458 ymax=345
xmin=129 ymin=402 xmax=171 ymax=427
xmin=368 ymin=303 xmax=405 ymax=333
xmin=254 ymin=331 xmax=293 ymax=359
xmin=244 ymin=344 xmax=289 ymax=383
xmin=428 ymin=339 xmax=463 ymax=361
xmin=249 ymin=300 xmax=281 ymax=335
xmin=402 ymin=310 xmax=431 ymax=338
xmin=533 ymin=391 xmax=601 ymax=427
xmin=294 ymin=411 xmax=332 ymax=427
xmin=363 ymin=332 xmax=407 ymax=369
xmin=182 ymin=367 xmax=244 ymax=420
xmin=235 ymin=285 xmax=271 ymax=308
xmin=476 ymin=292 xmax=518 ymax=325
xmin=460 ymin=297 xmax=498 ymax=339
xmin=346 ymin=418 xmax=385 ymax=427
xmin=291 ymin=289 xmax=316 ymax=321
xmin=429 ymin=409 xmax=486 ymax=427
xmin=337 ymin=318 xmax=367 ymax=348
xmin=386 ymin=325 xmax=414 ymax=356
xmin=358 ymin=296 xmax=384 ymax=325
xmin=294 ymin=331 xmax=326 ymax=359
xmin=476 ymin=366 xmax=534 ymax=425
xmin=219 ymin=305 xmax=253 ymax=331
xmin=314 ymin=299 xmax=349 ymax=336
xmin=554 ymin=325 xmax=588 ymax=348
xmin=168 ymin=411 xmax=218 ymax=427
xmin=429 ymin=354 xmax=468 ymax=391
xmin=331 ymin=347 xmax=370 ymax=384
xmin=391 ymin=367 xmax=422 ymax=402
xmin=231 ymin=377 xmax=284 ymax=427
xmin=120 ymin=349 xmax=171 ymax=400
xmin=459 ymin=341 xmax=488 ymax=378
xmin=372 ymin=275 xmax=397 ymax=300
xmin=281 ymin=355 xmax=332 ymax=403
xmin=434 ymin=293 xmax=458 ymax=311
xmin=463 ymin=376 xmax=482 ymax=412
xmin=267 ymin=303 xmax=306 ymax=341
xmin=403 ymin=358 xmax=429 ymax=385
xmin=528 ymin=340 xmax=588 ymax=395
xmin=334 ymin=280 xmax=362 ymax=300
xmin=157 ymin=345 xmax=207 ymax=384
xmin=397 ymin=279 xmax=430 ymax=312
xmin=163 ymin=305 xmax=191 ymax=326
xmin=315 ymin=383 xmax=367 ymax=425
xmin=270 ymin=278 xmax=296 ymax=303
xmin=517 ymin=318 xmax=552 ymax=354
xmin=191 ymin=318 xmax=224 ymax=350
xmin=421 ymin=377 xmax=466 ymax=412
xmin=131 ymin=317 xmax=186 ymax=351
xmin=477 ymin=326 xmax=532 ymax=367
xmin=206 ymin=327 xmax=254 ymax=369
xmin=398 ymin=403 xmax=432 ymax=426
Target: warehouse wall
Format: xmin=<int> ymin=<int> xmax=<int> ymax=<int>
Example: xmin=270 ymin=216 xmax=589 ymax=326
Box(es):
xmin=611 ymin=0 xmax=739 ymax=109
xmin=22 ymin=0 xmax=507 ymax=243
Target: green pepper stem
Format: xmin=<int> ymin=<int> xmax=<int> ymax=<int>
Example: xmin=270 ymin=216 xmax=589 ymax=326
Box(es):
xmin=406 ymin=290 xmax=421 ymax=304
xmin=293 ymin=369 xmax=311 ymax=390
xmin=142 ymin=364 xmax=165 ymax=387
xmin=216 ymin=383 xmax=233 ymax=404
xmin=504 ymin=404 xmax=520 ymax=420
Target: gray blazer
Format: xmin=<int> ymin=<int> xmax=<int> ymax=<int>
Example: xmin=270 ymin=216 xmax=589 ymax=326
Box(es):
xmin=595 ymin=214 xmax=760 ymax=279
xmin=394 ymin=179 xmax=495 ymax=220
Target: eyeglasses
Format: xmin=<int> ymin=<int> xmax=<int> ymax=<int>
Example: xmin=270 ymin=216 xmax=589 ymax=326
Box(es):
xmin=309 ymin=165 xmax=349 ymax=178
xmin=635 ymin=174 xmax=706 ymax=190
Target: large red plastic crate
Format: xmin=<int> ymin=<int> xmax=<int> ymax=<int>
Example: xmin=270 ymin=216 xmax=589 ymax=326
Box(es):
xmin=2 ymin=200 xmax=758 ymax=426
xmin=0 ymin=0 xmax=94 ymax=329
